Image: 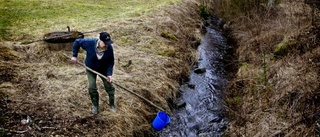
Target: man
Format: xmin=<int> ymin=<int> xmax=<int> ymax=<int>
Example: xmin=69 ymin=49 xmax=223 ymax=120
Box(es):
xmin=71 ymin=32 xmax=115 ymax=114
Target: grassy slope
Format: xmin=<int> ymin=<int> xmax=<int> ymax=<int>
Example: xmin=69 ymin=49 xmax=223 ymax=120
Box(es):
xmin=209 ymin=0 xmax=320 ymax=136
xmin=0 ymin=0 xmax=203 ymax=136
xmin=0 ymin=0 xmax=176 ymax=40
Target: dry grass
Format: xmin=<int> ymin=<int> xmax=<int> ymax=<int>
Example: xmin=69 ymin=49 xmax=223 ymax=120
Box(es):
xmin=215 ymin=0 xmax=320 ymax=136
xmin=0 ymin=0 xmax=203 ymax=136
xmin=4 ymin=0 xmax=319 ymax=136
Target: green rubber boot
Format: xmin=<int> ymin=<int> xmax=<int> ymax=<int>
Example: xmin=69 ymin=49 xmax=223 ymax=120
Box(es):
xmin=89 ymin=89 xmax=99 ymax=115
xmin=109 ymin=95 xmax=116 ymax=112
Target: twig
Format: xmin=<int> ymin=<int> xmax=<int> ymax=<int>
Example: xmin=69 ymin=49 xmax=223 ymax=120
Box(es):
xmin=0 ymin=128 xmax=28 ymax=134
xmin=32 ymin=123 xmax=42 ymax=131
xmin=32 ymin=123 xmax=56 ymax=131
xmin=41 ymin=126 xmax=56 ymax=130
xmin=4 ymin=96 xmax=9 ymax=109
xmin=62 ymin=54 xmax=165 ymax=112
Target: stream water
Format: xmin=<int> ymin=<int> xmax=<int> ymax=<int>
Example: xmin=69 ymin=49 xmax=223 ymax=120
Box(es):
xmin=158 ymin=17 xmax=231 ymax=137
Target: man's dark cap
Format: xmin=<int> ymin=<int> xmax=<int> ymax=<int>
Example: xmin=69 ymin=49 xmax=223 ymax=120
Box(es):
xmin=99 ymin=32 xmax=113 ymax=45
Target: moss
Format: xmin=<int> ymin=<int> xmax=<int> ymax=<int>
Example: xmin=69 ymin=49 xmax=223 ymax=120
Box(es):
xmin=231 ymin=96 xmax=242 ymax=104
xmin=273 ymin=40 xmax=295 ymax=57
xmin=160 ymin=31 xmax=178 ymax=41
xmin=21 ymin=40 xmax=34 ymax=45
xmin=237 ymin=62 xmax=251 ymax=77
xmin=156 ymin=43 xmax=176 ymax=57
xmin=199 ymin=5 xmax=210 ymax=19
xmin=157 ymin=50 xmax=172 ymax=57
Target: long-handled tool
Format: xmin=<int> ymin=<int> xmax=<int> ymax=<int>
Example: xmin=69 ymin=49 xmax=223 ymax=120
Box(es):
xmin=62 ymin=54 xmax=165 ymax=112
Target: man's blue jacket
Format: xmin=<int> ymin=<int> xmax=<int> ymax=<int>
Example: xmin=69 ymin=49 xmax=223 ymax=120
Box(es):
xmin=72 ymin=38 xmax=114 ymax=76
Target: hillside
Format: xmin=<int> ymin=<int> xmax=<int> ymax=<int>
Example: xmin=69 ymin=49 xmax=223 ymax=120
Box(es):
xmin=0 ymin=0 xmax=203 ymax=136
xmin=212 ymin=0 xmax=320 ymax=136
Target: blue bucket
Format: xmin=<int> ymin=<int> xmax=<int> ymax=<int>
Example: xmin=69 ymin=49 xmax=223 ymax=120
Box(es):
xmin=152 ymin=111 xmax=170 ymax=131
